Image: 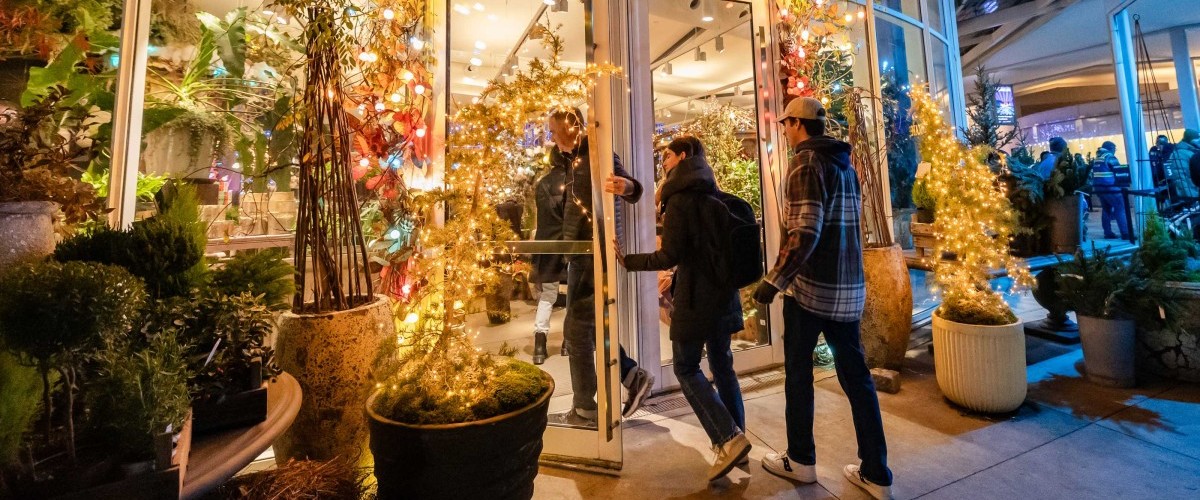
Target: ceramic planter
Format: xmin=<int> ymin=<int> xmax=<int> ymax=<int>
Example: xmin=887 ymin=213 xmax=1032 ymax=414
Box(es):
xmin=1045 ymin=193 xmax=1084 ymax=254
xmin=932 ymin=312 xmax=1027 ymax=413
xmin=1076 ymin=315 xmax=1136 ymax=388
xmin=862 ymin=244 xmax=914 ymax=371
xmin=1137 ymin=282 xmax=1200 ymax=382
xmin=274 ymin=294 xmax=394 ymax=465
xmin=0 ymin=201 xmax=58 ymax=271
xmin=366 ymin=372 xmax=553 ymax=500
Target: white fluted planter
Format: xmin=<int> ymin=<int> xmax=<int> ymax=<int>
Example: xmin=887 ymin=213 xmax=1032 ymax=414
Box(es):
xmin=932 ymin=312 xmax=1027 ymax=413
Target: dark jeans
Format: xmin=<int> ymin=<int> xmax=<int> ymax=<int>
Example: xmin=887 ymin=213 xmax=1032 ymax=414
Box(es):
xmin=783 ymin=297 xmax=892 ymax=486
xmin=565 ymin=256 xmax=638 ymax=412
xmin=1099 ymin=193 xmax=1130 ymax=239
xmin=673 ymin=333 xmax=745 ymax=445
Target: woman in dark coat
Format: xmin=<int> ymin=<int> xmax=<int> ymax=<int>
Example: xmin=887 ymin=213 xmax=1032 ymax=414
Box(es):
xmin=528 ymin=153 xmax=569 ymax=364
xmin=614 ymin=136 xmax=750 ymax=482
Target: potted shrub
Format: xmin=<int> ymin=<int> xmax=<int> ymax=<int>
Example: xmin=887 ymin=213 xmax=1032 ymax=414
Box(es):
xmin=1043 ymin=149 xmax=1089 ymax=253
xmin=0 ymin=86 xmax=104 ymax=270
xmin=911 ymin=88 xmax=1032 ymax=413
xmin=1054 ymin=245 xmax=1147 ymax=387
xmin=0 ymin=260 xmax=147 ymax=496
xmin=1131 ymin=215 xmax=1200 ymax=381
xmin=271 ymin=5 xmax=394 ymax=465
xmin=86 ymin=330 xmax=193 ymax=497
xmin=1000 ymin=153 xmax=1048 ymax=257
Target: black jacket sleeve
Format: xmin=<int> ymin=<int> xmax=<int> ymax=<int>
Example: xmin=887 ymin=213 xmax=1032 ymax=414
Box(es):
xmin=623 ymin=196 xmax=686 ymax=272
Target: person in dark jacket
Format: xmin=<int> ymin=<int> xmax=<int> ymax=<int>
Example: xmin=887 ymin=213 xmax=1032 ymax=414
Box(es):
xmin=529 ymin=152 xmax=569 ymax=365
xmin=547 ymin=107 xmax=654 ymax=426
xmin=615 ymin=136 xmax=751 ymax=482
xmin=753 ymin=97 xmax=892 ymax=500
xmin=1167 ymin=129 xmax=1200 ymax=201
xmin=1090 ymin=141 xmax=1130 ymax=240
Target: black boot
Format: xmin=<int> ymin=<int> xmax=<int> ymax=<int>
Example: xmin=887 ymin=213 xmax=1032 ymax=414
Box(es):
xmin=533 ymin=332 xmax=548 ymax=365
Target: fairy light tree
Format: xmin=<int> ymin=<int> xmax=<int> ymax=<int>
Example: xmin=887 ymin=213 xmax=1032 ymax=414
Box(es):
xmin=910 ymin=87 xmax=1031 ymax=326
xmin=370 ymin=26 xmax=617 ymax=422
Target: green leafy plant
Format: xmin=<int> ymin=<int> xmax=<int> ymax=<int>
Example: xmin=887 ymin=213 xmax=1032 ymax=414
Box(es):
xmin=1000 ymin=157 xmax=1048 ymax=236
xmin=54 ymin=216 xmax=204 ymax=299
xmin=1137 ymin=214 xmax=1200 ymax=283
xmin=0 ymin=351 xmax=43 ymax=468
xmin=88 ymin=330 xmax=191 ymax=462
xmin=81 ymin=170 xmax=169 ymax=201
xmin=0 ymin=86 xmax=105 ymax=226
xmin=912 ymin=177 xmax=936 ymax=213
xmin=0 ymin=260 xmax=146 ymax=464
xmin=719 ymin=158 xmax=764 ymax=217
xmin=209 ymin=249 xmax=295 ymax=311
xmin=1056 ymin=245 xmax=1173 ymax=326
xmin=0 ymin=0 xmax=119 ymax=59
xmin=145 ymin=291 xmax=280 ymax=401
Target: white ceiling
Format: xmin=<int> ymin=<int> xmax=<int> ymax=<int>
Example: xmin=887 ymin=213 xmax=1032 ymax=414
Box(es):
xmin=971 ymin=0 xmax=1200 ymax=95
xmin=446 ymin=0 xmax=760 ymax=125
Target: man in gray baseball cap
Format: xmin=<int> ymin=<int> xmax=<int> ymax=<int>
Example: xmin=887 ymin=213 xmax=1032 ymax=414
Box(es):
xmin=755 ymin=96 xmax=894 ymax=500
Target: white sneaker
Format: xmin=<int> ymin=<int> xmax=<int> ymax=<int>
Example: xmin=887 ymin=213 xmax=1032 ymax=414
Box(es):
xmin=761 ymin=451 xmax=816 ymax=483
xmin=844 ymin=464 xmax=893 ymax=500
xmin=708 ymin=433 xmax=751 ymax=481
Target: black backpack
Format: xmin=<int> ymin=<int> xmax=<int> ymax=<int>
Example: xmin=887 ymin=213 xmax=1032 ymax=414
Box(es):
xmin=700 ymin=191 xmax=764 ymax=289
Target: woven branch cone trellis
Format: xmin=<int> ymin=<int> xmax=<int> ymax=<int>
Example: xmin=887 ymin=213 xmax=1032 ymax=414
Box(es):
xmin=292 ymin=6 xmax=374 ymax=313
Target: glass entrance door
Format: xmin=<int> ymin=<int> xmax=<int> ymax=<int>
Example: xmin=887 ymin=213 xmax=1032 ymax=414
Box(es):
xmin=637 ymin=0 xmax=783 ymax=389
xmin=446 ymin=0 xmax=623 ymax=470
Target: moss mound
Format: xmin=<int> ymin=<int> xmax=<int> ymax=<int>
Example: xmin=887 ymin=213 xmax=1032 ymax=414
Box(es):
xmin=371 ymin=357 xmax=549 ymax=426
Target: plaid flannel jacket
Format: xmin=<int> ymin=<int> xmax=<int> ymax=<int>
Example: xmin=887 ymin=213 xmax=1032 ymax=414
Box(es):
xmin=765 ymin=136 xmax=865 ymax=322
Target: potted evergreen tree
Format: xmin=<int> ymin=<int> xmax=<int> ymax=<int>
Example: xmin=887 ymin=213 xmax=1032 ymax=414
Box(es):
xmin=910 ymin=88 xmax=1032 ymax=413
xmin=1130 ymin=215 xmax=1200 ymax=381
xmin=1055 ymin=245 xmax=1144 ymax=387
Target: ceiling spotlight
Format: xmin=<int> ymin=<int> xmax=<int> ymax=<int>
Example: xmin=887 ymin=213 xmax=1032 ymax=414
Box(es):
xmin=474 ymin=40 xmax=487 ymax=50
xmin=700 ymin=0 xmax=714 ymax=22
xmin=454 ymin=4 xmax=471 ymax=15
xmin=715 ymin=35 xmax=725 ymax=53
xmin=470 ymin=56 xmax=483 ymax=66
xmin=694 ymin=47 xmax=706 ymax=62
xmin=543 ymin=0 xmax=555 ymax=4
xmin=550 ymin=0 xmax=569 ymax=12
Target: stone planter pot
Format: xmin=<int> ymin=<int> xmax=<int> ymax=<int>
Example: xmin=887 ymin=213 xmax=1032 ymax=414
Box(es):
xmin=0 ymin=201 xmax=58 ymax=271
xmin=862 ymin=244 xmax=913 ymax=371
xmin=932 ymin=312 xmax=1027 ymax=413
xmin=1076 ymin=315 xmax=1136 ymax=388
xmin=1045 ymin=193 xmax=1084 ymax=254
xmin=367 ymin=371 xmax=553 ymax=500
xmin=274 ymin=294 xmax=394 ymax=465
xmin=1137 ymin=282 xmax=1200 ymax=382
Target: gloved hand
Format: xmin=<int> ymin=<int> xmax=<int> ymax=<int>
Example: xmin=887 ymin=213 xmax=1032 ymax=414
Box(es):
xmin=753 ymin=281 xmax=779 ymax=304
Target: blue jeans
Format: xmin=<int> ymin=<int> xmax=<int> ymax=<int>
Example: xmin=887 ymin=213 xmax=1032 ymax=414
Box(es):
xmin=565 ymin=257 xmax=639 ymax=411
xmin=783 ymin=297 xmax=892 ymax=486
xmin=672 ymin=333 xmax=745 ymax=446
xmin=1099 ymin=193 xmax=1130 ymax=239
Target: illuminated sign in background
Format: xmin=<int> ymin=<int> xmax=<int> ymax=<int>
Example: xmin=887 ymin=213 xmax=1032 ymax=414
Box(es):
xmin=995 ymin=84 xmax=1017 ymax=125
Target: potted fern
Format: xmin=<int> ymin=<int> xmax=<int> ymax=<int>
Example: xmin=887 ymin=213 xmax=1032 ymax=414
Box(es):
xmin=910 ymin=88 xmax=1032 ymax=413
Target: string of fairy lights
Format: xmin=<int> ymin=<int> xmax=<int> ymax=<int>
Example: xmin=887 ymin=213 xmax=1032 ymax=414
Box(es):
xmin=910 ymin=87 xmax=1032 ymax=325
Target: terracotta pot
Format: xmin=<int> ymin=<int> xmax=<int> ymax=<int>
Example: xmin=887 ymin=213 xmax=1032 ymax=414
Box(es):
xmin=932 ymin=312 xmax=1027 ymax=413
xmin=1045 ymin=193 xmax=1084 ymax=253
xmin=1137 ymin=282 xmax=1200 ymax=382
xmin=367 ymin=371 xmax=553 ymax=500
xmin=1077 ymin=315 xmax=1136 ymax=388
xmin=861 ymin=244 xmax=913 ymax=370
xmin=0 ymin=201 xmax=58 ymax=271
xmin=274 ymin=294 xmax=394 ymax=465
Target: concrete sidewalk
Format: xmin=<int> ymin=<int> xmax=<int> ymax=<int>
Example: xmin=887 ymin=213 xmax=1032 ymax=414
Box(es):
xmin=533 ymin=336 xmax=1200 ymax=499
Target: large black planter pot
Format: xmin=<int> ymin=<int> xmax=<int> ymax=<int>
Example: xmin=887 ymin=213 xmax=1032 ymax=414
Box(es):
xmin=367 ymin=373 xmax=553 ymax=500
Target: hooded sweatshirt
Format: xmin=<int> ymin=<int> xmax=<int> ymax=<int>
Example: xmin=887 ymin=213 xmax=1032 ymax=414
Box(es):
xmin=765 ymin=135 xmax=865 ymax=322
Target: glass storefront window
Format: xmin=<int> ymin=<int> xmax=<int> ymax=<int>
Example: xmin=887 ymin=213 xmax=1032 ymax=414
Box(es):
xmin=877 ymin=0 xmax=922 ymax=22
xmin=930 ymin=37 xmax=951 ymax=119
xmin=876 ymin=14 xmax=927 ymax=210
xmin=925 ymin=0 xmax=944 ymax=33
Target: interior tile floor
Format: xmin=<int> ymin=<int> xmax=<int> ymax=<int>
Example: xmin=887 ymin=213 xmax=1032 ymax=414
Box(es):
xmin=533 ymin=334 xmax=1200 ymax=499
